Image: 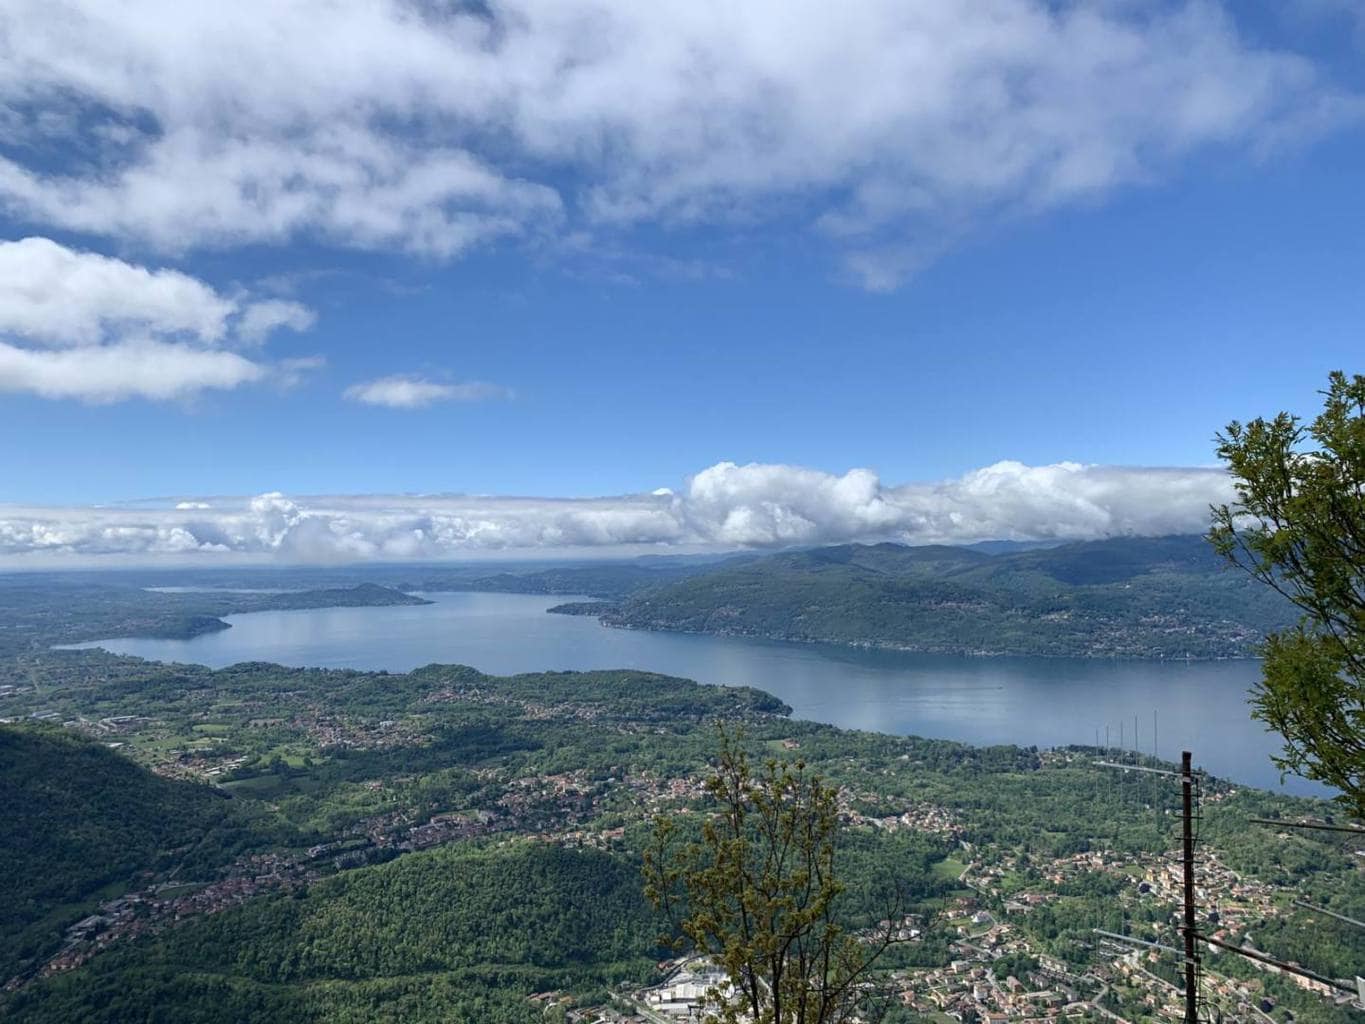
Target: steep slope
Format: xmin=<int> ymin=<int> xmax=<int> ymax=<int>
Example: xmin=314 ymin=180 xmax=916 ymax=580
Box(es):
xmin=5 ymin=841 xmax=661 ymax=1024
xmin=603 ymin=535 xmax=1294 ymax=658
xmin=0 ymin=726 xmax=270 ymax=982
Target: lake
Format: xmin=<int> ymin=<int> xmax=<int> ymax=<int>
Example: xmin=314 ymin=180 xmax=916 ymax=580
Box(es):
xmin=73 ymin=590 xmax=1316 ymax=796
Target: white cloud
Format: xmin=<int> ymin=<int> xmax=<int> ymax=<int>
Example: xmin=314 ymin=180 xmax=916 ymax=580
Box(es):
xmin=275 ymin=356 xmax=328 ymax=392
xmin=344 ymin=375 xmax=512 ymax=409
xmin=677 ymin=460 xmax=1232 ymax=547
xmin=237 ymin=300 xmax=317 ymax=346
xmin=0 ymin=237 xmax=318 ymax=401
xmin=0 ymin=1 xmax=1353 ymax=285
xmin=0 ymin=338 xmax=264 ymax=402
xmin=0 ymin=236 xmax=233 ymax=345
xmin=0 ymin=460 xmax=1235 ymax=566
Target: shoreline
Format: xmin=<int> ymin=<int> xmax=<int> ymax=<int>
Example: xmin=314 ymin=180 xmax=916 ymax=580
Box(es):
xmin=589 ymin=616 xmax=1262 ymax=663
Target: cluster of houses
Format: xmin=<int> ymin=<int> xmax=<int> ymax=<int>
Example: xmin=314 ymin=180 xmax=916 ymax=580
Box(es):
xmin=28 ymin=853 xmax=317 ymax=984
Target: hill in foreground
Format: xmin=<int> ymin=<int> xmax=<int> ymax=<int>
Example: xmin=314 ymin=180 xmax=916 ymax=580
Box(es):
xmin=1 ymin=655 xmax=1359 ymax=1024
xmin=3 ymin=841 xmax=660 ymax=1024
xmin=0 ymin=727 xmax=276 ymax=984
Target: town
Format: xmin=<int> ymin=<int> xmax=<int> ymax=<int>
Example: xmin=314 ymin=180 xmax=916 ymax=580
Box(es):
xmin=4 ymin=654 xmax=1360 ymax=1024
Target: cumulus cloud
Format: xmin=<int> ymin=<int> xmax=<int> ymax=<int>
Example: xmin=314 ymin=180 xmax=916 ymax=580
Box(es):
xmin=0 ymin=338 xmax=265 ymax=402
xmin=0 ymin=460 xmax=1235 ymax=566
xmin=0 ymin=237 xmax=319 ymax=401
xmin=0 ymin=236 xmax=234 ymax=345
xmin=344 ymin=375 xmax=513 ymax=409
xmin=0 ymin=1 xmax=1353 ymax=285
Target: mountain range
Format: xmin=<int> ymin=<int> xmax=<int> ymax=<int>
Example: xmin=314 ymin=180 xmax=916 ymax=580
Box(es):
xmin=567 ymin=535 xmax=1295 ymax=658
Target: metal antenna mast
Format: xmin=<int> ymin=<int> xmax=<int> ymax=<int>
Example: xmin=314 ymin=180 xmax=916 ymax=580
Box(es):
xmin=1097 ymin=753 xmax=1364 ymax=1019
xmin=1181 ymin=750 xmax=1200 ymax=1024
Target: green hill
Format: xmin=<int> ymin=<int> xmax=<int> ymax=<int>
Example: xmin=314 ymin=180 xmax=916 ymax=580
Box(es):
xmin=0 ymin=581 xmax=429 ymax=655
xmin=602 ymin=534 xmax=1295 ymax=658
xmin=4 ymin=841 xmax=661 ymax=1024
xmin=0 ymin=726 xmax=271 ymax=983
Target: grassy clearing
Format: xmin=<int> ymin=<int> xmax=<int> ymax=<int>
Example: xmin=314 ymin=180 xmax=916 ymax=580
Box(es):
xmin=931 ymin=856 xmax=967 ymax=881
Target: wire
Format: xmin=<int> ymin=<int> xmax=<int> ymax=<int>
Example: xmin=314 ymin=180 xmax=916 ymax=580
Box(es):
xmin=1247 ymin=817 xmax=1365 ymax=835
xmin=1291 ymin=899 xmax=1365 ymax=931
xmin=1196 ymin=932 xmax=1357 ymax=996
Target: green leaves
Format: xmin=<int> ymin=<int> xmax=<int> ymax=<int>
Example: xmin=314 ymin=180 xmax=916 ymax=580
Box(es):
xmin=1211 ymin=370 xmax=1365 ymax=815
xmin=1258 ymin=628 xmax=1365 ymax=801
xmin=643 ymin=727 xmax=900 ymax=1024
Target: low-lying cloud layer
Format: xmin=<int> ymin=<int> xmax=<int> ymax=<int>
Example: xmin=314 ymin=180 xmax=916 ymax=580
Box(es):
xmin=0 ymin=237 xmax=318 ymax=401
xmin=0 ymin=1 xmax=1353 ymax=287
xmin=0 ymin=461 xmax=1233 ymax=567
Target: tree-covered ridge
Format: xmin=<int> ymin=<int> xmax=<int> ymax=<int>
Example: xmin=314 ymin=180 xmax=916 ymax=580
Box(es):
xmin=2 ymin=842 xmax=662 ymax=1024
xmin=0 ymin=727 xmax=277 ymax=982
xmin=601 ymin=535 xmax=1296 ymax=658
xmin=0 ymin=579 xmax=428 ymax=655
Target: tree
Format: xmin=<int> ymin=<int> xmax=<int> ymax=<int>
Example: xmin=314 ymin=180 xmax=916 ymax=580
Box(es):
xmin=1209 ymin=370 xmax=1365 ymax=814
xmin=643 ymin=727 xmax=904 ymax=1024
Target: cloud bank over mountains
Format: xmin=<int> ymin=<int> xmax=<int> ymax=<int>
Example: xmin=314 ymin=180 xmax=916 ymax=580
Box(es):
xmin=0 ymin=461 xmax=1233 ymax=567
xmin=0 ymin=0 xmax=1353 ymax=288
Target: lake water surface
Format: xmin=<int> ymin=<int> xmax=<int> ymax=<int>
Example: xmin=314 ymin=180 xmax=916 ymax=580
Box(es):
xmin=75 ymin=591 xmax=1317 ymax=796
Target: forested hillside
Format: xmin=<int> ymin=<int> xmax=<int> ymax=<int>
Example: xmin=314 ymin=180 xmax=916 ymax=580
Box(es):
xmin=0 ymin=727 xmax=277 ymax=982
xmin=3 ymin=842 xmax=660 ymax=1024
xmin=0 ymin=580 xmax=428 ymax=655
xmin=599 ymin=535 xmax=1295 ymax=657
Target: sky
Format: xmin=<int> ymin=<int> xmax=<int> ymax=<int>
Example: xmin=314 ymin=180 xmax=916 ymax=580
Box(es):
xmin=1 ymin=0 xmax=1363 ymax=565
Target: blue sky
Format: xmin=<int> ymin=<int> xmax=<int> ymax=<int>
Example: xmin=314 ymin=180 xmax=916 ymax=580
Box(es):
xmin=1 ymin=0 xmax=1363 ymax=564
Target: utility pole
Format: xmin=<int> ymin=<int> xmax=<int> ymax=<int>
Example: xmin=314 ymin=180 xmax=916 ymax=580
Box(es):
xmin=1096 ymin=753 xmax=1362 ymax=1018
xmin=1181 ymin=750 xmax=1199 ymax=1024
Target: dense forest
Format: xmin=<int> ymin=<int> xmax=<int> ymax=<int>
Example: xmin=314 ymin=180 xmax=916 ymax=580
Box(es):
xmin=597 ymin=535 xmax=1297 ymax=658
xmin=0 ymin=727 xmax=277 ymax=979
xmin=3 ymin=841 xmax=662 ymax=1024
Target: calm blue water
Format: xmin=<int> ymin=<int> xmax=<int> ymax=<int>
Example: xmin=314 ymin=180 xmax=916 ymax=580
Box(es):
xmin=71 ymin=591 xmax=1317 ymax=796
